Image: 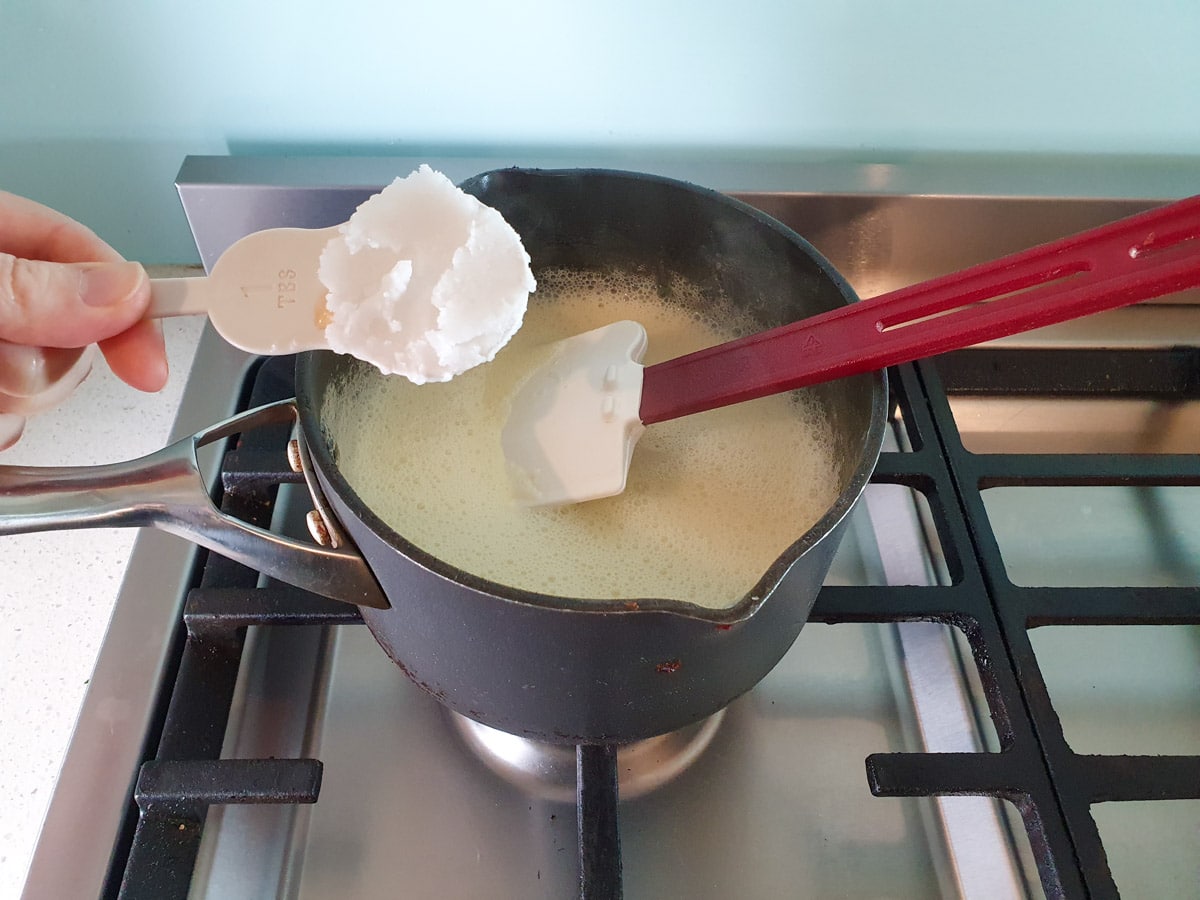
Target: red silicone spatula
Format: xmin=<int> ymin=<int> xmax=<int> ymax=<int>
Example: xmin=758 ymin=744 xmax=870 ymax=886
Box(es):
xmin=502 ymin=195 xmax=1200 ymax=506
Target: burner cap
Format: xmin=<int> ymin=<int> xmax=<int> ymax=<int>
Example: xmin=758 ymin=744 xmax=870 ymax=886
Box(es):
xmin=449 ymin=710 xmax=725 ymax=803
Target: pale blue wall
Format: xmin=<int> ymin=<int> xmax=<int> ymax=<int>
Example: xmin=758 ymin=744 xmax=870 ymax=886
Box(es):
xmin=3 ymin=0 xmax=1199 ymax=263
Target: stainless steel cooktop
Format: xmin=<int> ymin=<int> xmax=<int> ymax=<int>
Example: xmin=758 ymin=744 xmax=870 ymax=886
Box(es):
xmin=21 ymin=155 xmax=1200 ymax=900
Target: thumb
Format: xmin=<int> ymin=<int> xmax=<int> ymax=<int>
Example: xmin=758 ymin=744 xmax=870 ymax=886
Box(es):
xmin=0 ymin=254 xmax=150 ymax=348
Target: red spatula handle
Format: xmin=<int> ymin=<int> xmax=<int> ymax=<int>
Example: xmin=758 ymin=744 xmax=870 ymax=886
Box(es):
xmin=640 ymin=195 xmax=1200 ymax=425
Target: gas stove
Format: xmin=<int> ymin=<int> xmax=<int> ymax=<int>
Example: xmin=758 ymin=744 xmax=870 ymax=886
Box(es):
xmin=20 ymin=156 xmax=1200 ymax=899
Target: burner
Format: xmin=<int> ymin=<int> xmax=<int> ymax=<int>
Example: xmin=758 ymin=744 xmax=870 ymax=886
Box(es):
xmin=449 ymin=709 xmax=726 ymax=802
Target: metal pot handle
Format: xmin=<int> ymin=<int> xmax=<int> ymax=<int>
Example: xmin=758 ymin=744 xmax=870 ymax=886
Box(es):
xmin=0 ymin=399 xmax=388 ymax=609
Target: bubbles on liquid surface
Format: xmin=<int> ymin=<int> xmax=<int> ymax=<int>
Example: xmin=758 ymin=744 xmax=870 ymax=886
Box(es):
xmin=322 ymin=268 xmax=841 ymax=609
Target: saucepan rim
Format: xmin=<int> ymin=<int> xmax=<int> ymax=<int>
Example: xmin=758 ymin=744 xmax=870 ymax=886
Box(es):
xmin=296 ymin=167 xmax=889 ymax=623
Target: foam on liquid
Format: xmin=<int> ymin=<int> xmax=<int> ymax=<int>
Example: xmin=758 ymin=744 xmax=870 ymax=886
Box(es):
xmin=322 ymin=269 xmax=841 ymax=609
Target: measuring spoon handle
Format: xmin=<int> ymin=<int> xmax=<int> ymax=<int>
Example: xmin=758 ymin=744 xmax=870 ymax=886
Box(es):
xmin=148 ymin=275 xmax=213 ymax=317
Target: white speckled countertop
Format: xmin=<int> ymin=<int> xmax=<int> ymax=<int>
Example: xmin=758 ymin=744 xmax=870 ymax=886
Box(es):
xmin=0 ymin=304 xmax=206 ymax=900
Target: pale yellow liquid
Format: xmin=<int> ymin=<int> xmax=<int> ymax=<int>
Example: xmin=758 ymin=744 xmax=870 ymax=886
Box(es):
xmin=322 ymin=270 xmax=841 ymax=609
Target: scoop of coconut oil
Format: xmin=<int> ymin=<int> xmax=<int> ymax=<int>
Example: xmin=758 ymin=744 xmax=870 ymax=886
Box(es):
xmin=317 ymin=165 xmax=536 ymax=383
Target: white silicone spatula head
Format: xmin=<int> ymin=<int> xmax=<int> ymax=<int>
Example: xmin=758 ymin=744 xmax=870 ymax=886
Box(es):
xmin=501 ymin=320 xmax=648 ymax=506
xmin=149 ymin=225 xmax=340 ymax=355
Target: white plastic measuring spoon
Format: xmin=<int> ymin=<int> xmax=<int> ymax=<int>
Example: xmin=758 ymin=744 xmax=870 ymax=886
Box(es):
xmin=149 ymin=225 xmax=339 ymax=355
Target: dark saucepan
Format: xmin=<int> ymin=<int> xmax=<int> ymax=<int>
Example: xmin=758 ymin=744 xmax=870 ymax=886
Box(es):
xmin=295 ymin=168 xmax=887 ymax=743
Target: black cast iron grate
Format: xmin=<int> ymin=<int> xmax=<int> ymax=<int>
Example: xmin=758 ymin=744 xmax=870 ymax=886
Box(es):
xmin=834 ymin=348 xmax=1200 ymax=900
xmin=106 ymin=349 xmax=1200 ymax=900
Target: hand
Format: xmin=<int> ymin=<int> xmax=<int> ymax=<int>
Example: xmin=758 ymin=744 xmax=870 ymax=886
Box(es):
xmin=0 ymin=191 xmax=168 ymax=449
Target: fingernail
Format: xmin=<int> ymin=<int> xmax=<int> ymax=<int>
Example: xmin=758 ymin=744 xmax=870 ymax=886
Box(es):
xmin=80 ymin=262 xmax=146 ymax=308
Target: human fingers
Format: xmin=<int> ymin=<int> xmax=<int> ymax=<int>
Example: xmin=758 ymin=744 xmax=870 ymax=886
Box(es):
xmin=99 ymin=318 xmax=168 ymax=392
xmin=0 ymin=190 xmax=122 ymax=264
xmin=0 ymin=254 xmax=151 ymax=348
